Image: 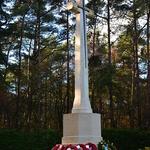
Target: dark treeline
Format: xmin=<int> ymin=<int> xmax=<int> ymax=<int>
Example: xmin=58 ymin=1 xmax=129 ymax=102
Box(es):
xmin=0 ymin=0 xmax=150 ymax=131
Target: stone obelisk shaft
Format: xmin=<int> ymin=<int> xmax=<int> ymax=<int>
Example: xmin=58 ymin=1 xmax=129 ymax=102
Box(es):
xmin=72 ymin=0 xmax=92 ymax=113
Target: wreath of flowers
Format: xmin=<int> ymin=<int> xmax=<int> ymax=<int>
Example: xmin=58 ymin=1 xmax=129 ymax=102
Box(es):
xmin=64 ymin=144 xmax=78 ymax=150
xmin=86 ymin=143 xmax=98 ymax=150
xmin=79 ymin=144 xmax=88 ymax=150
xmin=53 ymin=144 xmax=65 ymax=150
xmin=52 ymin=143 xmax=98 ymax=150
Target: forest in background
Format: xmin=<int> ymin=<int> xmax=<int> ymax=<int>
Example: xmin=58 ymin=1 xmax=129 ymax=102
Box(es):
xmin=0 ymin=0 xmax=150 ymax=131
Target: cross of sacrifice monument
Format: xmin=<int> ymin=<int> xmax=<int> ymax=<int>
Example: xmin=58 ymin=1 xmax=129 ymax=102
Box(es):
xmin=62 ymin=0 xmax=102 ymax=145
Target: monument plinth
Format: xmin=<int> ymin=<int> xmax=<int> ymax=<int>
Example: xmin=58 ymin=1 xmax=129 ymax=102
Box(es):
xmin=62 ymin=113 xmax=102 ymax=144
xmin=62 ymin=0 xmax=102 ymax=145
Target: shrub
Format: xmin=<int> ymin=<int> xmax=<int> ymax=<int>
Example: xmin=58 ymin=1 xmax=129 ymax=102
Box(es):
xmin=98 ymin=140 xmax=117 ymax=150
xmin=102 ymin=129 xmax=150 ymax=150
xmin=0 ymin=129 xmax=60 ymax=150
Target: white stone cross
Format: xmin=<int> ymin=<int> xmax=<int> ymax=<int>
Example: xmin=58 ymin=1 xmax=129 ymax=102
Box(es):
xmin=62 ymin=2 xmax=101 ymax=143
xmin=67 ymin=0 xmax=93 ymax=113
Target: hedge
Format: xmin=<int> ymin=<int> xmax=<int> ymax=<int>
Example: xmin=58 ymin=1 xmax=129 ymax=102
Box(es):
xmin=0 ymin=129 xmax=60 ymax=150
xmin=102 ymin=128 xmax=150 ymax=150
xmin=0 ymin=128 xmax=150 ymax=150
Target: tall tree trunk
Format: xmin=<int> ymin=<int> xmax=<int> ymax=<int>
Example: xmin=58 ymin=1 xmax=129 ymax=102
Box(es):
xmin=26 ymin=39 xmax=32 ymax=129
xmin=15 ymin=15 xmax=25 ymax=128
xmin=147 ymin=8 xmax=150 ymax=105
xmin=133 ymin=0 xmax=141 ymax=128
xmin=107 ymin=0 xmax=114 ymax=128
xmin=145 ymin=7 xmax=150 ymax=128
xmin=32 ymin=0 xmax=41 ymax=127
xmin=91 ymin=18 xmax=97 ymax=111
xmin=129 ymin=48 xmax=136 ymax=128
xmin=37 ymin=6 xmax=42 ymax=126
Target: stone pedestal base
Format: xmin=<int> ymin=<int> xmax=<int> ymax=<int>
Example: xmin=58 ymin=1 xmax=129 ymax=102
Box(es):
xmin=62 ymin=113 xmax=102 ymax=145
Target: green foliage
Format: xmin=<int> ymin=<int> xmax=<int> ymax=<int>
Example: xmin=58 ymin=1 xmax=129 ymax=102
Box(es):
xmin=0 ymin=0 xmax=150 ymax=131
xmin=0 ymin=129 xmax=60 ymax=150
xmin=98 ymin=140 xmax=117 ymax=150
xmin=102 ymin=129 xmax=150 ymax=150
